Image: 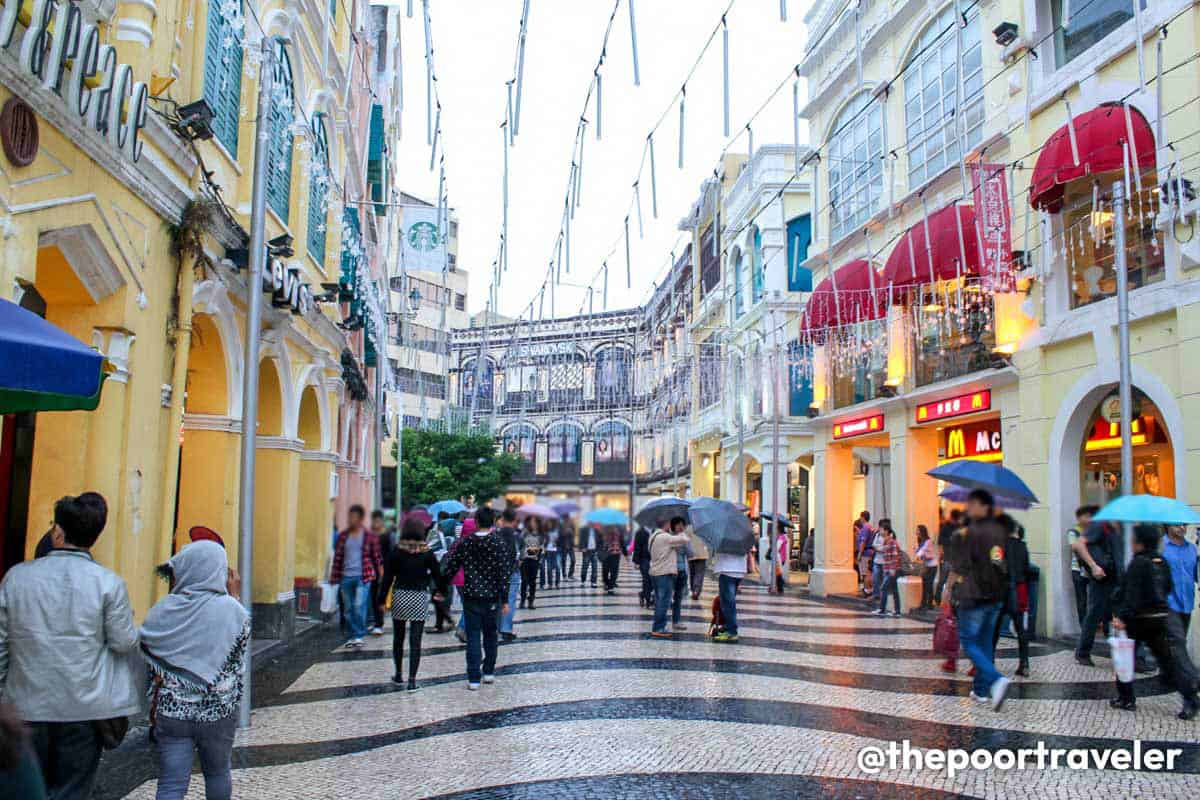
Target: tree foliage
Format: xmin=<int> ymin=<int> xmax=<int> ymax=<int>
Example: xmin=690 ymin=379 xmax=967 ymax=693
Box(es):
xmin=393 ymin=428 xmax=523 ymax=509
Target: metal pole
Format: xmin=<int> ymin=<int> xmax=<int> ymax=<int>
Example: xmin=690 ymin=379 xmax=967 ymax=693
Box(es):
xmin=770 ymin=330 xmax=782 ymax=565
xmin=237 ymin=34 xmax=275 ymax=730
xmin=1113 ymin=181 xmax=1134 ymax=566
xmin=374 ymin=362 xmax=384 ymax=511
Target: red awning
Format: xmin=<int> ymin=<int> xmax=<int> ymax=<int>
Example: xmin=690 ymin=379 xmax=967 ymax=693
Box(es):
xmin=882 ymin=204 xmax=981 ymax=288
xmin=800 ymin=259 xmax=887 ymax=338
xmin=1029 ymin=102 xmax=1156 ymax=213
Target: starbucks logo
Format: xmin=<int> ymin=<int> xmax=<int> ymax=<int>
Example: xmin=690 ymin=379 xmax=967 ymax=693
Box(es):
xmin=408 ymin=221 xmax=440 ymax=252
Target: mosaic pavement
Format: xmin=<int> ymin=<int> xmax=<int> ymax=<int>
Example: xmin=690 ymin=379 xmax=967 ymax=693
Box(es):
xmin=95 ymin=564 xmax=1200 ymax=799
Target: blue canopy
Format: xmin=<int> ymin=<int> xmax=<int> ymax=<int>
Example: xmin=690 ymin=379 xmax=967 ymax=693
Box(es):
xmin=1093 ymin=495 xmax=1200 ymax=526
xmin=926 ymin=460 xmax=1038 ymax=504
xmin=584 ymin=508 xmax=628 ymax=526
xmin=0 ymin=298 xmax=103 ymax=396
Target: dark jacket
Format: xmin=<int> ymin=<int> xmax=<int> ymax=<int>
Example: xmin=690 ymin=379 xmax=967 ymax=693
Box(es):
xmin=496 ymin=525 xmax=522 ymax=568
xmin=559 ymin=525 xmax=576 ymax=551
xmin=440 ymin=530 xmax=514 ymax=604
xmin=1004 ymin=536 xmax=1031 ymax=588
xmin=1114 ymin=551 xmax=1174 ymax=621
xmin=947 ymin=518 xmax=1008 ymax=609
xmin=632 ymin=527 xmax=652 ymax=562
xmin=378 ymin=543 xmax=445 ymax=597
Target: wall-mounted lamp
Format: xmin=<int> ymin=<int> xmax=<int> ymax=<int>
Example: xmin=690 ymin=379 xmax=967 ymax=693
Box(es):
xmin=268 ymin=233 xmax=294 ymax=258
xmin=701 ymin=454 xmax=710 ymax=469
xmin=992 ymin=22 xmax=1018 ymax=47
xmin=176 ymin=99 xmax=215 ymax=141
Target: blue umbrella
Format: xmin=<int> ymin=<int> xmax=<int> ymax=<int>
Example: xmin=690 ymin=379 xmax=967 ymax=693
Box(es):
xmin=926 ymin=461 xmax=1038 ymax=504
xmin=427 ymin=499 xmax=467 ymax=517
xmin=1093 ymin=495 xmax=1200 ymax=526
xmin=634 ymin=497 xmax=692 ymax=528
xmin=690 ymin=497 xmax=756 ymax=556
xmin=938 ymin=486 xmax=1032 ymax=511
xmin=0 ymin=298 xmax=108 ymax=413
xmin=584 ymin=508 xmax=628 ymax=526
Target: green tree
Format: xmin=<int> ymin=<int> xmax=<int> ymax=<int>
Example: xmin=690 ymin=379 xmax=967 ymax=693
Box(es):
xmin=393 ymin=428 xmax=523 ymax=508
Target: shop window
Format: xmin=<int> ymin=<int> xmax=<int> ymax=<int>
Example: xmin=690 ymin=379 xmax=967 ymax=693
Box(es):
xmin=1060 ymin=179 xmax=1163 ymax=310
xmin=904 ymin=6 xmax=983 ymax=188
xmin=698 ymin=342 xmax=722 ymax=410
xmin=594 ymin=346 xmax=632 ymax=405
xmin=547 ymin=422 xmax=582 ymax=464
xmin=1079 ymin=390 xmax=1174 ymax=505
xmin=911 ymin=280 xmax=996 ymax=386
xmin=202 ymin=0 xmax=244 ymax=155
xmin=1052 ymin=0 xmax=1147 ymax=69
xmin=461 ymin=358 xmax=494 ymax=408
xmin=501 ymin=423 xmax=537 ymax=462
xmin=594 ymin=421 xmax=630 ymax=462
xmin=828 ymin=92 xmax=883 ymax=240
xmin=786 ymin=215 xmax=813 ymax=291
xmin=787 ymin=340 xmax=813 ymax=415
xmin=266 ymin=39 xmax=295 ymax=224
xmin=699 ymin=225 xmax=721 ymax=297
xmin=306 ymin=113 xmax=330 ymax=265
xmin=751 ymin=227 xmax=764 ymax=303
xmin=454 ymin=293 xmax=466 ymax=311
xmin=830 ymin=319 xmax=889 ymax=408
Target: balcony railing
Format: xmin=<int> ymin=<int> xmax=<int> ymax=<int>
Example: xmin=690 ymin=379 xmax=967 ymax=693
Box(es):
xmin=510 ymin=459 xmax=633 ymax=482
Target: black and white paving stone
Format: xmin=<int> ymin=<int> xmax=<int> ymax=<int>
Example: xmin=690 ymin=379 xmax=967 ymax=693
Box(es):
xmin=97 ymin=565 xmax=1200 ymax=799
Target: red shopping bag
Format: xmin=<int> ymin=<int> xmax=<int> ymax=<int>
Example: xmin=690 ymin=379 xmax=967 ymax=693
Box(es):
xmin=933 ymin=605 xmax=959 ymax=656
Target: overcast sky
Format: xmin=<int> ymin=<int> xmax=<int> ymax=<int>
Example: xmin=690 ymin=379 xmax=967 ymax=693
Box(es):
xmin=390 ymin=1 xmax=810 ymax=317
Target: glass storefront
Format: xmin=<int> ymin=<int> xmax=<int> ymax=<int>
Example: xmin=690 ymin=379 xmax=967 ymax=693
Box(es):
xmin=911 ymin=282 xmax=996 ymax=386
xmin=1078 ymin=391 xmax=1174 ymax=505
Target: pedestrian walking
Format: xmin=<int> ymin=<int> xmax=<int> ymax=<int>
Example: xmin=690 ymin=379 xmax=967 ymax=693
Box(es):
xmin=935 ymin=509 xmax=964 ymax=604
xmin=1163 ymin=525 xmax=1197 ymax=635
xmin=495 ymin=507 xmax=523 ymax=641
xmin=774 ymin=527 xmax=790 ymax=594
xmin=802 ymin=528 xmax=815 ymax=572
xmin=869 ymin=517 xmax=886 ymax=603
xmin=712 ymin=551 xmax=748 ymax=643
xmin=1072 ymin=516 xmax=1125 ymax=666
xmin=450 ymin=522 xmax=473 ymax=643
xmin=519 ymin=517 xmax=544 ymax=609
xmin=601 ymin=526 xmax=626 ymax=594
xmin=141 ymin=540 xmax=249 ymax=800
xmin=579 ymin=523 xmax=601 ymax=587
xmin=854 ymin=521 xmax=874 ymax=597
xmin=368 ymin=509 xmax=392 ymax=636
xmin=330 ymin=505 xmax=383 ymax=648
xmin=541 ymin=521 xmax=561 ymax=589
xmin=649 ymin=518 xmax=690 ymax=638
xmin=560 ymin=517 xmax=576 ymax=580
xmin=670 ymin=520 xmax=692 ymax=629
xmin=0 ymin=493 xmax=141 ymax=800
xmin=377 ymin=517 xmax=445 ymax=691
xmin=991 ymin=515 xmax=1031 ymax=677
xmin=872 ymin=520 xmax=902 ymax=616
xmin=438 ymin=507 xmax=513 ymax=690
xmin=633 ymin=525 xmax=653 ymax=606
xmin=687 ymin=527 xmax=709 ymax=601
xmin=946 ymin=490 xmax=1011 ymax=710
xmin=915 ymin=525 xmax=938 ymax=609
xmin=1067 ymin=506 xmax=1098 ymax=625
xmin=428 ymin=516 xmax=454 ymax=633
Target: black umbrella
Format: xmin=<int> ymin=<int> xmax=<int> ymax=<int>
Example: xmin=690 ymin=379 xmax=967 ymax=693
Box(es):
xmin=634 ymin=497 xmax=692 ymax=528
xmin=689 ymin=497 xmax=756 ymax=556
xmin=758 ymin=513 xmax=793 ymax=528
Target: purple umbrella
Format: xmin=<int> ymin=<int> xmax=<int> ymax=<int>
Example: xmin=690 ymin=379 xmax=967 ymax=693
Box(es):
xmin=551 ymin=501 xmax=581 ymax=516
xmin=517 ymin=503 xmax=560 ymax=521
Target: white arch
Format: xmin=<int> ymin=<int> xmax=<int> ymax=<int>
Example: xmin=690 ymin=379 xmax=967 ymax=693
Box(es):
xmin=257 ymin=334 xmax=295 ymax=436
xmin=501 ymin=420 xmax=541 ymax=437
xmin=305 ymin=89 xmax=342 ymax=180
xmin=591 ymin=416 xmax=633 ymax=436
xmin=820 ymin=87 xmax=882 ymax=149
xmin=340 ymin=402 xmax=359 ymax=460
xmin=1044 ymin=363 xmax=1187 ymax=637
xmin=191 ymin=279 xmax=245 ymax=417
xmin=294 ymin=364 xmax=331 ymax=450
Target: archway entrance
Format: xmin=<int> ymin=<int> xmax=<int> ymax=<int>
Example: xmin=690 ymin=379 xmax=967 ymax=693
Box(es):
xmin=295 ymin=384 xmax=333 ymax=599
xmin=1077 ymin=389 xmax=1175 ymax=504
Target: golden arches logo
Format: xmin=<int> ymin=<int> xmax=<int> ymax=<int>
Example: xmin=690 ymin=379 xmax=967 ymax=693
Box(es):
xmin=946 ymin=428 xmax=967 ymax=459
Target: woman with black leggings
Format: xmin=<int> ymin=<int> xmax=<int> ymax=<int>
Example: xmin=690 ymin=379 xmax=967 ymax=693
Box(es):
xmin=378 ymin=517 xmax=445 ymax=691
xmin=520 ymin=518 xmax=545 ymax=609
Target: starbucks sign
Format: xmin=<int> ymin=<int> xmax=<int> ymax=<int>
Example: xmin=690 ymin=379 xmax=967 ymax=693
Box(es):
xmin=400 ymin=205 xmax=446 ymax=271
xmin=408 ymin=221 xmax=440 ymax=251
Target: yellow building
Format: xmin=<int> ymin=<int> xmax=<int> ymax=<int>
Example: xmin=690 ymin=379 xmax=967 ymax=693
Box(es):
xmin=0 ymin=0 xmax=392 ymax=637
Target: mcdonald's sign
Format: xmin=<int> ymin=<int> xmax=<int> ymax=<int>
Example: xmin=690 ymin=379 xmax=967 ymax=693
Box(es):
xmin=916 ymin=389 xmax=992 ymax=423
xmin=940 ymin=419 xmax=1003 ymax=463
xmin=832 ymin=413 xmax=885 ymax=440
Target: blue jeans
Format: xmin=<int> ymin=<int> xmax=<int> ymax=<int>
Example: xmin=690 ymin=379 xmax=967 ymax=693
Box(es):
xmin=339 ymin=576 xmax=371 ymax=640
xmin=878 ymin=572 xmax=900 ymax=613
xmin=580 ymin=550 xmax=599 ymax=584
xmin=652 ymin=574 xmax=675 ymax=632
xmin=561 ymin=548 xmax=574 ymax=578
xmin=871 ymin=562 xmax=884 ymax=601
xmin=154 ymin=714 xmax=237 ymax=800
xmin=958 ymin=601 xmax=1003 ymax=696
xmin=462 ymin=598 xmax=500 ymax=682
xmin=718 ymin=574 xmax=741 ymax=635
xmin=541 ymin=552 xmax=561 ymax=587
xmin=500 ymin=572 xmax=521 ymax=633
xmin=672 ymin=571 xmax=687 ymax=623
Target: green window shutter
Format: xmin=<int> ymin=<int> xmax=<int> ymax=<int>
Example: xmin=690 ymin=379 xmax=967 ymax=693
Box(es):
xmin=266 ymin=40 xmax=294 ymax=224
xmin=202 ymin=0 xmax=244 ymax=155
xmin=306 ymin=114 xmax=329 ymax=265
xmin=340 ymin=207 xmax=360 ymax=302
xmin=367 ymin=104 xmax=385 ymax=215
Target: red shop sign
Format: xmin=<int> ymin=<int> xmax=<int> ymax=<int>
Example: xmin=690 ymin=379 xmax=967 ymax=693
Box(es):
xmin=916 ymin=390 xmax=991 ymax=424
xmin=832 ymin=413 xmax=885 ymax=440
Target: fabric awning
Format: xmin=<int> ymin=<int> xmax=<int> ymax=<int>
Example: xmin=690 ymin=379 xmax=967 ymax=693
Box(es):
xmin=1029 ymin=102 xmax=1155 ymax=213
xmin=882 ymin=204 xmax=981 ymax=288
xmin=0 ymin=298 xmax=107 ymax=414
xmin=800 ymin=259 xmax=887 ymax=338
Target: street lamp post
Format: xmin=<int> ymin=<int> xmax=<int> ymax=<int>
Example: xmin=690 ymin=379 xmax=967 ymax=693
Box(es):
xmin=1112 ymin=181 xmax=1134 ymax=564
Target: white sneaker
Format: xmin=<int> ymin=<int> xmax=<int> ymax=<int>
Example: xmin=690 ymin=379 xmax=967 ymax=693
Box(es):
xmin=482 ymin=675 xmax=495 ymax=684
xmin=891 ymin=611 xmax=902 ymax=617
xmin=968 ymin=691 xmax=989 ymax=704
xmin=346 ymin=638 xmax=364 ymax=648
xmin=871 ymin=609 xmax=885 ymax=615
xmin=467 ymin=682 xmax=480 ymax=691
xmin=990 ymin=676 xmax=1011 ymax=711
xmin=370 ymin=627 xmax=384 ymax=636
xmin=673 ymin=623 xmax=688 ymax=631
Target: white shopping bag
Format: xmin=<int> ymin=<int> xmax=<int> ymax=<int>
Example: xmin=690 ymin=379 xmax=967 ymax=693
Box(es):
xmin=319 ymin=582 xmax=339 ymax=615
xmin=1109 ymin=631 xmax=1135 ymax=683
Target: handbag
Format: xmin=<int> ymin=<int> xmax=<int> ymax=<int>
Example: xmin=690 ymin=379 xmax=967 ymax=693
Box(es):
xmin=1109 ymin=630 xmax=1135 ymax=683
xmin=319 ymin=581 xmax=339 ymax=615
xmin=932 ymin=605 xmax=959 ymax=657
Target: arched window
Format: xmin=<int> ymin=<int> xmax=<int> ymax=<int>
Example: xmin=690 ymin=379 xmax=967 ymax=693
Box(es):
xmin=307 ymin=113 xmax=330 ymax=264
xmin=266 ymin=39 xmax=295 ymax=223
xmin=594 ymin=346 xmax=632 ymax=405
xmin=750 ymin=226 xmax=764 ymax=303
xmin=828 ymin=93 xmax=883 ymax=240
xmin=461 ymin=358 xmax=495 ymax=407
xmin=732 ymin=248 xmax=744 ymax=317
xmin=904 ymin=6 xmax=983 ymax=188
xmin=501 ymin=423 xmax=537 ymax=462
xmin=202 ymin=0 xmax=244 ymax=155
xmin=593 ymin=420 xmax=630 ymax=462
xmin=546 ymin=421 xmax=581 ymax=464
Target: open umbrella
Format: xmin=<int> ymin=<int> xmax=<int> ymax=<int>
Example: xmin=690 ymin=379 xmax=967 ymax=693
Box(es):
xmin=516 ymin=502 xmax=559 ymax=521
xmin=403 ymin=508 xmax=433 ymax=528
xmin=551 ymin=501 xmax=581 ymax=516
xmin=926 ymin=461 xmax=1038 ymax=504
xmin=584 ymin=508 xmax=628 ymax=526
xmin=1093 ymin=495 xmax=1200 ymax=526
xmin=634 ymin=497 xmax=692 ymax=528
xmin=690 ymin=497 xmax=756 ymax=556
xmin=427 ymin=499 xmax=467 ymax=518
xmin=938 ymin=486 xmax=1032 ymax=511
xmin=0 ymin=298 xmax=110 ymax=413
xmin=757 ymin=512 xmax=793 ymax=528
